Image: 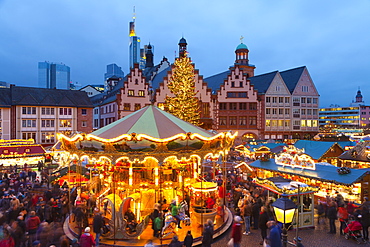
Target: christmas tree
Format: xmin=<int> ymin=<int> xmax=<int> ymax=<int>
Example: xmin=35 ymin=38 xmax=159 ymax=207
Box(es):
xmin=165 ymin=53 xmax=201 ymax=126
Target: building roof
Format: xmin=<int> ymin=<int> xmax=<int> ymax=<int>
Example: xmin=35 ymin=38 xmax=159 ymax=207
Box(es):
xmin=0 ymin=88 xmax=11 ymax=107
xmin=338 ymin=141 xmax=370 ymax=162
xmin=249 ymin=159 xmax=369 ymax=186
xmin=203 ymin=70 xmax=230 ymax=93
xmin=249 ymin=71 xmax=278 ymax=94
xmin=0 ymin=86 xmax=93 ymax=107
xmin=236 ymin=43 xmax=248 ymax=50
xmin=90 ymin=78 xmax=125 ymax=106
xmin=91 ymin=105 xmax=215 ymax=140
xmin=293 ymin=140 xmax=344 ymax=160
xmin=151 ymin=67 xmax=171 ymax=90
xmin=279 ymin=66 xmax=306 ymax=93
xmin=0 ymin=144 xmax=46 ymax=159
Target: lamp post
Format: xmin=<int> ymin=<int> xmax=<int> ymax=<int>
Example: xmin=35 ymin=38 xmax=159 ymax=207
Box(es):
xmin=272 ymin=195 xmax=297 ymax=247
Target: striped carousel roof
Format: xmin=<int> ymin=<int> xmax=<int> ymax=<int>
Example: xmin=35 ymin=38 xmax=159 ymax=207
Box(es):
xmin=91 ymin=105 xmax=215 ymax=140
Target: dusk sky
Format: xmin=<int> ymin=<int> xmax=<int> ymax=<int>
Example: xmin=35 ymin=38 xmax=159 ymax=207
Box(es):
xmin=0 ymin=0 xmax=369 ymax=107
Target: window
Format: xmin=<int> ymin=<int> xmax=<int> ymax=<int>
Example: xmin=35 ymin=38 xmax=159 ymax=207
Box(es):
xmin=279 ymin=108 xmax=283 ymax=115
xmin=81 ymin=109 xmax=87 ymax=115
xmin=235 ymin=75 xmax=239 ymax=79
xmin=128 ymin=90 xmax=134 ymax=96
xmin=278 ymin=120 xmax=283 ymax=127
xmin=301 ymin=109 xmax=306 ymax=115
xmin=301 ymin=120 xmax=306 ymax=127
xmin=313 ymin=120 xmax=318 ymax=127
xmin=240 ymin=116 xmax=246 ymax=125
xmin=272 ymin=108 xmax=277 ymax=115
xmin=302 ymin=85 xmax=309 ymax=92
xmin=249 ymin=103 xmax=257 ymax=110
xmin=82 ymin=121 xmax=87 ymax=127
xmin=272 ymin=97 xmax=277 ymax=103
xmin=307 ymin=98 xmax=312 ymax=104
xmin=94 ymin=119 xmax=99 ymax=128
xmin=239 ymin=81 xmax=243 ymax=87
xmin=41 ymin=132 xmax=55 ymax=143
xmin=249 ymin=116 xmax=257 ymax=126
xmin=134 ymin=104 xmax=141 ymax=111
xmin=124 ymin=103 xmax=131 ymax=111
xmin=239 ymin=103 xmax=247 ymax=110
xmin=138 ymin=90 xmax=145 ymax=97
xmin=301 ymin=98 xmax=306 ymax=104
xmin=307 ymin=109 xmax=312 ymax=115
xmin=22 ymin=120 xmax=36 ymax=128
xmin=313 ymin=109 xmax=318 ymax=115
xmin=285 ymin=109 xmax=290 ymax=115
xmin=279 ymin=97 xmax=284 ymax=103
xmin=229 ymin=116 xmax=237 ymax=125
xmin=266 ymin=97 xmax=271 ymax=103
xmin=135 ymin=79 xmax=138 ymax=85
xmin=219 ymin=103 xmax=227 ymax=110
xmin=41 ymin=120 xmax=54 ymax=127
xmin=94 ymin=108 xmax=99 ymax=114
xmin=313 ymin=98 xmax=318 ymax=104
xmin=60 ymin=120 xmax=71 ymax=127
xmin=60 ymin=108 xmax=72 ymax=115
xmin=293 ymin=109 xmax=300 ymax=118
xmin=22 ymin=107 xmax=36 ymax=115
xmin=266 ymin=120 xmax=270 ymax=127
xmin=231 ymin=81 xmax=235 ymax=87
xmin=266 ymin=108 xmax=271 ymax=114
xmin=307 ymin=120 xmax=312 ymax=127
xmin=219 ymin=117 xmax=227 ymax=125
xmin=229 ymin=103 xmax=237 ymax=110
xmin=227 ymin=92 xmax=248 ymax=98
xmin=285 ymin=97 xmax=290 ymax=104
xmin=276 ymin=86 xmax=281 ymax=91
xmin=22 ymin=132 xmax=36 ymax=141
xmin=293 ymin=97 xmax=300 ymax=106
xmin=284 ymin=120 xmax=290 ymax=127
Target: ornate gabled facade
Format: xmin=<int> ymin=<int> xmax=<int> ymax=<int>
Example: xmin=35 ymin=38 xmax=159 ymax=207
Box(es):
xmin=154 ymin=38 xmax=214 ymax=129
xmin=116 ymin=63 xmax=152 ymax=119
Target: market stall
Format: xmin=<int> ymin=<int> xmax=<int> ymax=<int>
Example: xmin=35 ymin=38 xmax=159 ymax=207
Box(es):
xmin=253 ymin=177 xmax=319 ymax=228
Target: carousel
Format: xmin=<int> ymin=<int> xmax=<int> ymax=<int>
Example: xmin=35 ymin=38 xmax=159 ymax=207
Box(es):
xmin=58 ymin=105 xmax=236 ymax=246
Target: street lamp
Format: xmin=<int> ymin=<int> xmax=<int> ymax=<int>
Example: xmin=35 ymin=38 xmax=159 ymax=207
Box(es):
xmin=272 ymin=195 xmax=297 ymax=247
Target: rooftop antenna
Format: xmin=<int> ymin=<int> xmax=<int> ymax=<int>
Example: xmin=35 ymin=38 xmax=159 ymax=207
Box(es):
xmin=133 ymin=6 xmax=136 ymax=22
xmin=240 ymin=35 xmax=244 ymax=43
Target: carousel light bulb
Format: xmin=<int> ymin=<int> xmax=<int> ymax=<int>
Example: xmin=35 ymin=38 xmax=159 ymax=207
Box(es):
xmin=193 ymin=162 xmax=197 ymax=178
xmin=154 ymin=167 xmax=159 ymax=186
xmin=129 ymin=167 xmax=133 ymax=186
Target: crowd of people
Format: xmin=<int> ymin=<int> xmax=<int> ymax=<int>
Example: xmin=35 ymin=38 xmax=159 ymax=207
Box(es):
xmin=0 ymin=164 xmax=72 ymax=247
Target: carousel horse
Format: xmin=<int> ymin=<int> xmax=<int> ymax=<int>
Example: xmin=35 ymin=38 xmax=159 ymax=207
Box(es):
xmin=100 ymin=195 xmax=150 ymax=239
xmin=161 ymin=201 xmax=191 ymax=238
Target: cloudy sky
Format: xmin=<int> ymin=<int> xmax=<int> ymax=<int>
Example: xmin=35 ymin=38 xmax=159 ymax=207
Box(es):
xmin=0 ymin=0 xmax=369 ymax=107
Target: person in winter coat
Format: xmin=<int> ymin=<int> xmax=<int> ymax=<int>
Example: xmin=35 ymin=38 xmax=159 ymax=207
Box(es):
xmin=183 ymin=230 xmax=194 ymax=247
xmin=252 ymin=200 xmax=261 ymax=229
xmin=242 ymin=201 xmax=252 ymax=235
xmin=327 ymin=202 xmax=337 ymax=234
xmin=267 ymin=221 xmax=282 ymax=247
xmin=337 ymin=205 xmax=349 ymax=235
xmin=153 ymin=213 xmax=163 ymax=238
xmin=26 ymin=211 xmax=41 ymax=246
xmin=231 ymin=216 xmax=242 ymax=247
xmin=150 ymin=204 xmax=160 ymax=237
xmin=202 ymin=219 xmax=214 ymax=247
xmin=360 ymin=206 xmax=370 ymax=241
xmin=259 ymin=206 xmax=269 ymax=245
xmin=93 ymin=211 xmax=104 ymax=247
xmin=79 ymin=227 xmax=95 ymax=247
xmin=168 ymin=235 xmax=182 ymax=247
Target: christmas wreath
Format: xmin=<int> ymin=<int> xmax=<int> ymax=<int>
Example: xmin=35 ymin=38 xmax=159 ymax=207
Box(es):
xmin=337 ymin=167 xmax=351 ymax=175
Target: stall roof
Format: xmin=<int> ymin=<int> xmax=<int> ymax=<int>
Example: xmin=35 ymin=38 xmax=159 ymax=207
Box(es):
xmin=249 ymin=159 xmax=369 ymax=186
xmin=294 ymin=140 xmax=344 ymax=160
xmin=0 ymin=145 xmax=46 ymax=159
xmin=254 ymin=177 xmax=319 ymax=196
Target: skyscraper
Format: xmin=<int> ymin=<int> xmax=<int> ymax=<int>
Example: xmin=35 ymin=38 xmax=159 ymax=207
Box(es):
xmin=104 ymin=63 xmax=125 ymax=81
xmin=129 ymin=13 xmax=141 ymax=70
xmin=38 ymin=62 xmax=71 ymax=89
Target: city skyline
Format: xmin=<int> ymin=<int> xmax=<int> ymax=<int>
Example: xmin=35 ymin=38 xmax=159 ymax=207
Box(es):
xmin=0 ymin=0 xmax=369 ymax=107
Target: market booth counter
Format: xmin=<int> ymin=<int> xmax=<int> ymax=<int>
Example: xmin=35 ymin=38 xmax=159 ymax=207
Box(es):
xmin=249 ymin=159 xmax=370 ymax=204
xmin=254 ymin=177 xmax=319 ymax=228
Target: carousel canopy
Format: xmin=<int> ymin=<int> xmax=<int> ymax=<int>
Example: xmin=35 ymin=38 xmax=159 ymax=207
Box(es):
xmin=91 ymin=105 xmax=215 ymax=140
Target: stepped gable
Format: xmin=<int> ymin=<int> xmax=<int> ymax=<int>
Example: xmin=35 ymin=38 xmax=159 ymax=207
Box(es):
xmin=91 ymin=105 xmax=214 ymax=140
